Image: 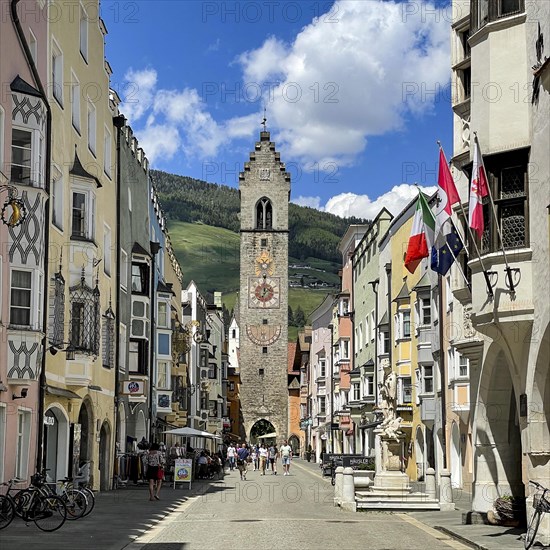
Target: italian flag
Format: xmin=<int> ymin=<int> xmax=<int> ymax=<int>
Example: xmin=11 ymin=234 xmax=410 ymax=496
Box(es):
xmin=405 ymin=192 xmax=435 ymax=274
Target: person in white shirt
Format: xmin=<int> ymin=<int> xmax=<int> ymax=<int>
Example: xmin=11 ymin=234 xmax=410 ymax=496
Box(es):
xmin=259 ymin=444 xmax=269 ymax=475
xmin=280 ymin=440 xmax=292 ymax=476
xmin=227 ymin=443 xmax=236 ymax=471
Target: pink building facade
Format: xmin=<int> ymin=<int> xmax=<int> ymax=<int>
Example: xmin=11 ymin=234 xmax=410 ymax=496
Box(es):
xmin=0 ymin=0 xmax=49 ymax=482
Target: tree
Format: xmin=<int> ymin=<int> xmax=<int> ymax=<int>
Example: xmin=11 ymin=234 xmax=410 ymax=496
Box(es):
xmin=294 ymin=306 xmax=306 ymax=327
xmin=288 ymin=305 xmax=295 ymax=326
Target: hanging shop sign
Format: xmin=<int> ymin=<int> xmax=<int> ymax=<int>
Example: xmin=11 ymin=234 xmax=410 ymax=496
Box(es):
xmin=122 ymin=381 xmax=144 ymax=395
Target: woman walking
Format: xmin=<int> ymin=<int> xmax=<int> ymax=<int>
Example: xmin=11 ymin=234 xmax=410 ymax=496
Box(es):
xmin=145 ymin=442 xmax=165 ymax=501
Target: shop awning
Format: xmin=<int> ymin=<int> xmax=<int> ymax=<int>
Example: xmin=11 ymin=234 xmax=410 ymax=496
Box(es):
xmin=162 ymin=426 xmax=222 ymax=440
xmin=45 ymin=385 xmax=82 ymax=400
xmin=257 ymin=432 xmax=277 ymax=439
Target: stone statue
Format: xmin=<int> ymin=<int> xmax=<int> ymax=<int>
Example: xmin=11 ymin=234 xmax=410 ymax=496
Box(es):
xmin=377 ymin=369 xmax=402 ymax=439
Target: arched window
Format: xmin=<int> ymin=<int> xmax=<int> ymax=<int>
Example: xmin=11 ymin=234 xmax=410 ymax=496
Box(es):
xmin=256 ymin=197 xmax=273 ymax=230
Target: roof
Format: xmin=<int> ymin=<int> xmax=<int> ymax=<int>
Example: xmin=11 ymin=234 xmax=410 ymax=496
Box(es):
xmin=393 ymin=281 xmax=410 ymax=302
xmin=412 ymin=271 xmax=431 ymax=291
xmin=379 ymin=312 xmax=389 ymax=325
xmin=70 ymin=150 xmax=102 ymax=188
xmin=287 ymin=343 xmax=298 ymax=374
xmin=132 ymin=242 xmax=151 ymax=257
xmin=11 ymin=75 xmax=41 ymax=97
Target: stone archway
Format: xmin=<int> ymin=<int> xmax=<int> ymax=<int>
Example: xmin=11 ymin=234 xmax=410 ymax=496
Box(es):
xmin=135 ymin=410 xmax=147 ymax=444
xmin=288 ymin=434 xmax=300 ymax=455
xmin=473 ymin=347 xmax=523 ymax=512
xmin=249 ymin=419 xmax=276 ymax=445
xmin=451 ymin=422 xmax=462 ymax=488
xmin=415 ymin=426 xmax=425 ymax=481
xmin=99 ymin=421 xmax=111 ymax=491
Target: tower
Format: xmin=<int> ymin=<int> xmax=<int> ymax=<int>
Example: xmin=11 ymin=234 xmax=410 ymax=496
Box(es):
xmin=239 ymin=129 xmax=290 ymax=442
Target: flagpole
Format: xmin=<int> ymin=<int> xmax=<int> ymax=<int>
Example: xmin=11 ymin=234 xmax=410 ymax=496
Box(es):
xmin=437 ymin=141 xmax=493 ymax=298
xmin=445 ymin=241 xmax=471 ymax=290
xmin=438 ymin=272 xmax=447 ymax=471
xmin=473 ymin=132 xmax=516 ymax=293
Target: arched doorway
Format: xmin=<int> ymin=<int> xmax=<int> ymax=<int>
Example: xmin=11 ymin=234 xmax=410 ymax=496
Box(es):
xmin=78 ymin=400 xmax=93 ymax=465
xmin=135 ymin=410 xmax=147 ymax=445
xmin=99 ymin=421 xmax=111 ymax=491
xmin=415 ymin=426 xmax=425 ymax=481
xmin=451 ymin=422 xmax=462 ymax=488
xmin=249 ymin=419 xmax=276 ymax=445
xmin=43 ymin=405 xmax=69 ymax=483
xmin=288 ymin=434 xmax=300 ymax=456
xmin=473 ymin=348 xmax=523 ymax=512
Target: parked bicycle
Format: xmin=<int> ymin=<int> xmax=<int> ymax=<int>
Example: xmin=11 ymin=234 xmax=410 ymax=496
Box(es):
xmin=0 ymin=473 xmax=67 ymax=531
xmin=524 ymin=480 xmax=550 ymax=549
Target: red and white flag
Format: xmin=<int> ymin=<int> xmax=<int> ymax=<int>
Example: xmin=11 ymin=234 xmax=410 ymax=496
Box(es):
xmin=434 ymin=147 xmax=461 ymax=247
xmin=469 ymin=140 xmax=488 ymax=239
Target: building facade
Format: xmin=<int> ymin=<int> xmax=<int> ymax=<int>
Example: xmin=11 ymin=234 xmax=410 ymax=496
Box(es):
xmin=238 ymin=130 xmax=290 ymax=442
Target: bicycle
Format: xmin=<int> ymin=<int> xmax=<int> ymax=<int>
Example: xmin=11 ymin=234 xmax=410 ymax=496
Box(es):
xmin=0 ymin=473 xmax=67 ymax=531
xmin=525 ymin=480 xmax=550 ymax=549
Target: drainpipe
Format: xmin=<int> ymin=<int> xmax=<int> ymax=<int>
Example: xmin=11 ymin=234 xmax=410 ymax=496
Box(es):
xmin=10 ymin=0 xmax=52 ymax=473
xmin=438 ymin=274 xmax=448 ymax=469
xmin=148 ymin=240 xmax=161 ymax=441
xmin=385 ymin=263 xmax=392 ymax=368
xmin=112 ymin=114 xmax=125 ymax=465
xmin=328 ymin=322 xmax=334 ymax=453
xmin=368 ymin=278 xmax=379 ymax=456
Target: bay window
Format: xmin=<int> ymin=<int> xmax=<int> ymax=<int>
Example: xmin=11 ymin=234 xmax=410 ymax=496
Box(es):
xmin=10 ymin=270 xmax=32 ymax=326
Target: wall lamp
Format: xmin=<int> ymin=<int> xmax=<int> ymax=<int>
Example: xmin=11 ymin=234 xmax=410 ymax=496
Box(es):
xmin=49 ymin=343 xmax=76 ymax=361
xmin=13 ymin=387 xmax=28 ymax=400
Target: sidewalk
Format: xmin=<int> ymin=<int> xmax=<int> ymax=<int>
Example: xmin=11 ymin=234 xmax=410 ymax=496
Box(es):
xmin=0 ymin=477 xmax=220 ymax=550
xmin=292 ymin=458 xmax=524 ymax=550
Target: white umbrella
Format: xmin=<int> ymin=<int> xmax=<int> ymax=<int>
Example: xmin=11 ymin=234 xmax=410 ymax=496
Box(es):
xmin=162 ymin=427 xmax=222 ymax=440
xmin=257 ymin=432 xmax=277 ymax=439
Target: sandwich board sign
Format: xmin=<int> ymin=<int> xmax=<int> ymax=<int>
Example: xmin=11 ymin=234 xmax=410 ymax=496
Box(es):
xmin=173 ymin=458 xmax=193 ymax=489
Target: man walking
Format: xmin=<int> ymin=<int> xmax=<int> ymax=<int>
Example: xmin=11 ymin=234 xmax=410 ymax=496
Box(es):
xmin=227 ymin=443 xmax=236 ymax=471
xmin=236 ymin=443 xmax=249 ymax=481
xmin=268 ymin=444 xmax=278 ymax=475
xmin=280 ymin=440 xmax=292 ymax=476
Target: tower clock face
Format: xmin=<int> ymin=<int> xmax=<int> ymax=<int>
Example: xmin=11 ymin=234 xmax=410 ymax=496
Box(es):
xmin=248 ymin=277 xmax=280 ymax=308
xmin=246 ymin=324 xmax=282 ymax=346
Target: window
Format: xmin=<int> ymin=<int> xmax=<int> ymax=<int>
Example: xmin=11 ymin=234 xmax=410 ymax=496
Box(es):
xmin=29 ymin=29 xmax=37 ymax=63
xmin=11 ymin=128 xmax=32 ymax=184
xmin=103 ymin=225 xmax=112 ymax=276
xmin=342 ymin=340 xmax=349 ymax=359
xmin=71 ymin=189 xmax=95 ymax=240
xmin=458 ymin=354 xmax=469 ymax=378
xmin=479 ymin=149 xmax=529 ymax=253
xmin=231 ymin=329 xmax=236 ymax=339
xmin=119 ymin=324 xmax=127 ymax=372
xmin=319 ymin=359 xmax=326 ymax=378
xmin=365 ymin=375 xmax=374 ymax=396
xmin=102 ymin=308 xmax=115 ymax=368
xmin=401 ymin=310 xmax=411 ymax=339
xmin=157 ymin=361 xmax=170 ymax=390
xmin=318 ymin=396 xmax=326 ymax=415
xmin=158 ymin=333 xmax=170 ymax=356
xmin=229 ymin=381 xmax=235 ymax=392
xmin=71 ymin=75 xmax=80 ymax=132
xmin=500 ymin=0 xmax=521 ymax=16
xmin=340 ymin=298 xmax=349 ymax=316
xmin=472 ymin=0 xmax=524 ymax=31
xmin=52 ymin=39 xmax=63 ymax=105
xmin=129 ymin=340 xmax=148 ymax=375
xmin=401 ymin=377 xmax=413 ymax=403
xmin=370 ymin=311 xmax=375 ymax=341
xmin=15 ymin=410 xmax=31 ymax=479
xmin=69 ymin=274 xmax=100 ymax=354
xmin=104 ymin=126 xmax=112 ymax=177
xmin=131 ymin=263 xmax=149 ymax=294
xmin=158 ymin=302 xmax=168 ymax=328
xmin=353 ymin=383 xmax=360 ymax=401
xmin=423 ymin=365 xmax=434 ymax=394
xmin=419 ymin=297 xmax=431 ymax=326
xmin=262 ymin=347 xmax=268 ymax=354
xmin=10 ymin=270 xmax=32 ymax=326
xmin=52 ymin=175 xmax=63 ymax=230
xmin=128 ymin=187 xmax=132 ymax=211
xmin=380 ymin=330 xmax=390 ymax=354
xmin=120 ymin=250 xmax=128 ymax=291
xmin=256 ymin=197 xmax=273 ymax=229
xmin=358 ymin=324 xmax=363 ymax=351
xmin=209 ymin=400 xmax=217 ymax=417
xmin=208 ymin=362 xmax=217 ymax=378
xmin=80 ymin=4 xmax=88 ymax=60
xmin=87 ymin=100 xmax=96 ymax=155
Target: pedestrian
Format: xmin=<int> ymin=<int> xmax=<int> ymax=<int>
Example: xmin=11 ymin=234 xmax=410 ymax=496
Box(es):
xmin=280 ymin=440 xmax=292 ymax=476
xmin=227 ymin=442 xmax=236 ymax=471
xmin=259 ymin=443 xmax=268 ymax=475
xmin=198 ymin=452 xmax=208 ymax=479
xmin=268 ymin=444 xmax=278 ymax=475
xmin=145 ymin=442 xmax=165 ymax=501
xmin=250 ymin=447 xmax=258 ymax=470
xmin=236 ymin=443 xmax=250 ymax=481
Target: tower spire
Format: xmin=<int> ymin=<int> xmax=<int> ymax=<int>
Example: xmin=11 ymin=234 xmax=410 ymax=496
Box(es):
xmin=261 ymin=107 xmax=267 ymax=131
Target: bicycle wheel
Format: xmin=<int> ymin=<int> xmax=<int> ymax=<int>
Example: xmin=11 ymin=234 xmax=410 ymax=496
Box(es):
xmin=524 ymin=508 xmax=542 ymax=549
xmin=80 ymin=487 xmax=95 ymax=517
xmin=31 ymin=495 xmax=67 ymax=532
xmin=63 ymin=489 xmax=87 ymax=520
xmin=0 ymin=495 xmax=15 ymax=530
xmin=12 ymin=489 xmax=33 ymax=518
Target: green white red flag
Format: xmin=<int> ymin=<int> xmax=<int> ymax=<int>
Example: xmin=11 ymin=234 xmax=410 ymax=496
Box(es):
xmin=405 ymin=192 xmax=435 ymax=274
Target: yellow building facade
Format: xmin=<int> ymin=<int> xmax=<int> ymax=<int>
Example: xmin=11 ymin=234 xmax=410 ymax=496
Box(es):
xmin=43 ymin=1 xmax=117 ymax=490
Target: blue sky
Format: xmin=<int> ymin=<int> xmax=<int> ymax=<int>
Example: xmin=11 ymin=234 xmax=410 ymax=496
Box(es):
xmin=103 ymin=0 xmax=453 ymax=219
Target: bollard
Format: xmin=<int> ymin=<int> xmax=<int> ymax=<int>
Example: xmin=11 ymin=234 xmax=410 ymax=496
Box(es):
xmin=341 ymin=467 xmax=357 ymax=512
xmin=334 ymin=466 xmax=344 ymax=506
xmin=425 ymin=467 xmax=436 ymax=500
xmin=439 ymin=469 xmax=455 ymax=511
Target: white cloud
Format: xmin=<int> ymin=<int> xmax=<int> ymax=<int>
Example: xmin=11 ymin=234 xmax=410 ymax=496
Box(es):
xmin=292 ymin=184 xmax=437 ymax=219
xmin=120 ymin=68 xmax=158 ymax=124
xmin=136 ymin=124 xmax=181 ymax=164
xmin=237 ymin=0 xmax=450 ymax=166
